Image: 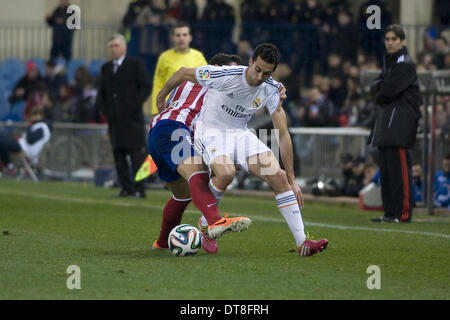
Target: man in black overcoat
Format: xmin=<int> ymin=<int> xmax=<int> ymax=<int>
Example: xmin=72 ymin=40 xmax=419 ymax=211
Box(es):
xmin=95 ymin=34 xmax=152 ymax=198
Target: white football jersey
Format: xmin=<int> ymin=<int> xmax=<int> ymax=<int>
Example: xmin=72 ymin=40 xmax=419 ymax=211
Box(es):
xmin=194 ymin=65 xmax=280 ymax=130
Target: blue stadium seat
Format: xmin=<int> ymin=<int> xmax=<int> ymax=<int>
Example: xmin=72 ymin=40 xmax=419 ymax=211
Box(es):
xmin=89 ymin=59 xmax=105 ymax=78
xmin=4 ymin=58 xmax=25 ymax=76
xmin=2 ymin=101 xmax=26 ymax=122
xmin=0 ymin=80 xmax=9 ymax=120
xmin=3 ymin=58 xmax=26 ymax=91
xmin=67 ymin=58 xmax=87 ymax=83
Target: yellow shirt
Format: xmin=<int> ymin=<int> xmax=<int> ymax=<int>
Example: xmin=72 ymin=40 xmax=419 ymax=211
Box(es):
xmin=151 ymin=48 xmax=207 ymax=114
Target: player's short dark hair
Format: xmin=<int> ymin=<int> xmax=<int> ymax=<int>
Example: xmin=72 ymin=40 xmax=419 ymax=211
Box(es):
xmin=252 ymin=43 xmax=280 ymax=71
xmin=385 ymin=24 xmax=406 ymax=40
xmin=208 ymin=53 xmax=242 ymax=66
xmin=171 ymin=21 xmax=191 ymax=35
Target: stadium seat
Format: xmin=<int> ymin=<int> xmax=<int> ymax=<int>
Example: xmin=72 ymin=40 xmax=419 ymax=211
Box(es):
xmin=89 ymin=59 xmax=105 ymax=78
xmin=0 ymin=80 xmax=10 ymax=120
xmin=3 ymin=58 xmax=26 ymax=91
xmin=4 ymin=58 xmax=25 ymax=77
xmin=2 ymin=101 xmax=26 ymax=122
xmin=67 ymin=59 xmax=87 ymax=83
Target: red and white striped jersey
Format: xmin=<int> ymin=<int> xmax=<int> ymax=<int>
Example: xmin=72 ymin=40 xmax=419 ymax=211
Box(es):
xmin=149 ymin=81 xmax=207 ymax=132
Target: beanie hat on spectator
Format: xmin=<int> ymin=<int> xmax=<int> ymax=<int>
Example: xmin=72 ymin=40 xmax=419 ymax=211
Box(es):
xmin=27 ymin=61 xmax=38 ymax=73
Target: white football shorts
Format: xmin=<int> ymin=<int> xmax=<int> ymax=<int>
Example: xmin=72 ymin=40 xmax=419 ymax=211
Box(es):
xmin=194 ymin=128 xmax=272 ymax=172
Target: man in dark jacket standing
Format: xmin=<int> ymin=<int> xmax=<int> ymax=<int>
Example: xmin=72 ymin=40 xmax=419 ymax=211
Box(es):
xmin=46 ymin=0 xmax=74 ymax=62
xmin=369 ymin=24 xmax=421 ymax=223
xmin=95 ymin=34 xmax=151 ymax=198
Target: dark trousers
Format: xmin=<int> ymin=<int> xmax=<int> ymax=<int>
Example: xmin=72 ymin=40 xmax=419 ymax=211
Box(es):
xmin=0 ymin=134 xmax=21 ymax=166
xmin=50 ymin=27 xmax=74 ymax=62
xmin=378 ymin=146 xmax=413 ymax=222
xmin=113 ymin=147 xmax=147 ymax=194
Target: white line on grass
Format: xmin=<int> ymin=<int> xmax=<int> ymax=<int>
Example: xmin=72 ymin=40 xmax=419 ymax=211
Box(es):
xmin=1 ymin=189 xmax=449 ymax=240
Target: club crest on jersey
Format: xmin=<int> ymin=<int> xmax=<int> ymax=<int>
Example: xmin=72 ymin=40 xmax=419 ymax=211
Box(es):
xmin=198 ymin=69 xmax=210 ymax=80
xmin=252 ymin=98 xmax=261 ymax=108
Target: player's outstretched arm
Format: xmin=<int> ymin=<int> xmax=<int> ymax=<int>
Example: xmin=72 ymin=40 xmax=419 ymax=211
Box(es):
xmin=156 ymin=67 xmax=198 ymax=112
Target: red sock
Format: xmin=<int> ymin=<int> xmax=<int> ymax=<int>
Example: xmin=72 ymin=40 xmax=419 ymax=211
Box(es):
xmin=188 ymin=172 xmax=222 ymax=225
xmin=157 ymin=196 xmax=191 ymax=248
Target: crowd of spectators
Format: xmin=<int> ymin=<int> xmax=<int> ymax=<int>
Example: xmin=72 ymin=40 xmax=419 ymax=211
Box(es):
xmin=7 ymin=60 xmax=103 ymax=124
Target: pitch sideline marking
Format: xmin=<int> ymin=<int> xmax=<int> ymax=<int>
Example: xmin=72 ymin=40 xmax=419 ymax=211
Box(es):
xmin=1 ymin=189 xmax=449 ymax=240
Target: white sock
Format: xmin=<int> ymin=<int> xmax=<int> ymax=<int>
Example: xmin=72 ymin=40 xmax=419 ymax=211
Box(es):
xmin=276 ymin=190 xmax=306 ymax=247
xmin=209 ymin=179 xmax=225 ymax=206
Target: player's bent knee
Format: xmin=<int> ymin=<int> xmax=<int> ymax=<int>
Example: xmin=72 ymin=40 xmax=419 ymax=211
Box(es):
xmin=213 ymin=165 xmax=236 ymax=186
xmin=166 ymin=179 xmax=191 ymax=199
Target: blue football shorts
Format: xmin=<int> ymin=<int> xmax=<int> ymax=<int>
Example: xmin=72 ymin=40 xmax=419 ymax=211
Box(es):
xmin=147 ymin=119 xmax=197 ymax=183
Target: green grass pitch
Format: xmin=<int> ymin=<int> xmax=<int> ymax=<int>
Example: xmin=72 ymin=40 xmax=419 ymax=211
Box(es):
xmin=0 ymin=179 xmax=449 ymax=300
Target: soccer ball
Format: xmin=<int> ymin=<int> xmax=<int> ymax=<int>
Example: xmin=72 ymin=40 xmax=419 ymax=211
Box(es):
xmin=168 ymin=224 xmax=202 ymax=256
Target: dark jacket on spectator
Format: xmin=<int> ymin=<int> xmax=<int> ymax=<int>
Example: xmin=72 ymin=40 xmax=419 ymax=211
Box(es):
xmin=368 ymin=46 xmax=421 ymax=149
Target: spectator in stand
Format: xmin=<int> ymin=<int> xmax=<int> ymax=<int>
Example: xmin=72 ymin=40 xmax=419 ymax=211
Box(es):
xmin=202 ymin=0 xmax=235 ymax=55
xmin=178 ymin=0 xmax=198 ymax=23
xmin=51 ymin=83 xmax=73 ymax=122
xmin=432 ymin=37 xmax=449 ymax=70
xmin=69 ymin=66 xmax=97 ymax=123
xmin=298 ymin=87 xmax=336 ymax=127
xmin=443 ymin=53 xmax=450 ymax=70
xmin=72 ymin=66 xmax=94 ymax=95
xmin=121 ymin=0 xmax=151 ymax=28
xmin=134 ymin=0 xmax=169 ymax=25
xmin=9 ymin=61 xmax=45 ymax=107
xmin=271 ymin=62 xmax=298 ymax=105
xmin=412 ymin=162 xmax=423 ymax=205
xmin=44 ymin=60 xmax=67 ymax=100
xmin=202 ymin=0 xmax=235 ymax=23
xmin=434 ymin=154 xmax=450 ymax=209
xmin=295 ymin=0 xmax=324 ymax=87
xmin=327 ymin=52 xmax=344 ymax=75
xmin=328 ymin=71 xmax=348 ymax=115
xmin=318 ymin=76 xmax=331 ymax=97
xmin=23 ymin=87 xmax=53 ymax=123
xmin=46 ymin=0 xmax=75 ymax=62
xmin=240 ymin=0 xmax=258 ymax=44
xmin=417 ymin=52 xmax=437 ymax=71
xmin=237 ymin=39 xmax=253 ymax=66
xmin=330 ymin=10 xmax=359 ymax=64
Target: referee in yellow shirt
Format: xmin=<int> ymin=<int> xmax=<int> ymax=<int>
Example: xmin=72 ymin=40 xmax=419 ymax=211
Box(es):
xmin=150 ymin=22 xmax=207 ymax=115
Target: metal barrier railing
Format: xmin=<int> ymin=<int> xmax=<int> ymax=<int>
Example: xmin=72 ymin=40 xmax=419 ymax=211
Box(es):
xmin=0 ymin=121 xmax=114 ymax=180
xmin=2 ymin=121 xmax=446 ymax=182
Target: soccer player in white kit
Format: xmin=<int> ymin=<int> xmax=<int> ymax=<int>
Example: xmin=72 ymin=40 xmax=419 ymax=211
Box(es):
xmin=157 ymin=43 xmax=328 ymax=256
